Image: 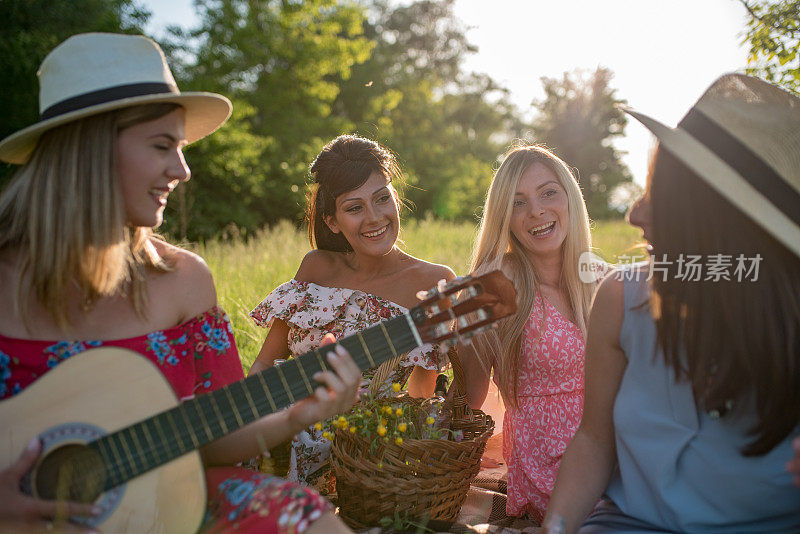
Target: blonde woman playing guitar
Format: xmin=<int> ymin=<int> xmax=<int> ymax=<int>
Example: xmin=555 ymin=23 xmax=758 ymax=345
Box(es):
xmin=0 ymin=33 xmax=362 ymax=533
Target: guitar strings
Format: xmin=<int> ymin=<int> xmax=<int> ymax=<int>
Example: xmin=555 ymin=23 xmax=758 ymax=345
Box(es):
xmin=96 ymin=331 xmax=415 ymax=485
xmin=77 ymin=288 xmax=477 ymax=488
xmin=68 ymin=330 xmax=421 ymax=489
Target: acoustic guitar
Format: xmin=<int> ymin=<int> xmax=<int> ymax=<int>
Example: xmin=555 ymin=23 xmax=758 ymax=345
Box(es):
xmin=0 ymin=271 xmax=516 ymax=533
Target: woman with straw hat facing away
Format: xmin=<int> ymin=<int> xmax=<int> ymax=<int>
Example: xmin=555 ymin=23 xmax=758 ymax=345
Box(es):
xmin=0 ymin=33 xmax=360 ymax=533
xmin=542 ymin=74 xmax=800 ymax=533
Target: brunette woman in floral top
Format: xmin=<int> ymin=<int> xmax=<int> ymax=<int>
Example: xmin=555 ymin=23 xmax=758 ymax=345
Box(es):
xmin=0 ymin=33 xmax=361 ymax=534
xmin=248 ymin=135 xmax=455 ymax=489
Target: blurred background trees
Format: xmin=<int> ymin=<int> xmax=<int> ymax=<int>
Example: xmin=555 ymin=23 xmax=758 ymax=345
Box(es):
xmin=532 ymin=67 xmax=634 ymax=219
xmin=13 ymin=0 xmax=789 ymax=239
xmin=739 ymin=0 xmax=800 ymax=94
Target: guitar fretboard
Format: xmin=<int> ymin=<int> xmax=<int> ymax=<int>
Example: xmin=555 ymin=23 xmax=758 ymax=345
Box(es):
xmin=90 ymin=313 xmax=421 ymax=489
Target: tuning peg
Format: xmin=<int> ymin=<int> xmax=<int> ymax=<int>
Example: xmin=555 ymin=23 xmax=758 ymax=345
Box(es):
xmin=433 ymin=322 xmax=450 ymax=339
xmin=464 ymin=284 xmax=480 ymax=298
xmin=443 ymin=276 xmax=465 ymax=291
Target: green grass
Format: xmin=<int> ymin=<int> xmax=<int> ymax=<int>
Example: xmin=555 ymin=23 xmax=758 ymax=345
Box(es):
xmin=189 ymin=218 xmax=647 ymax=368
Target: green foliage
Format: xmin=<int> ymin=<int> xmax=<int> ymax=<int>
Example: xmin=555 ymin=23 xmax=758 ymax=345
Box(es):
xmin=0 ymin=0 xmax=149 ymax=186
xmin=161 ymin=99 xmax=275 ymax=239
xmin=379 ymin=509 xmax=433 ymax=534
xmin=532 ymin=67 xmax=634 ymax=219
xmin=740 ymin=0 xmax=800 ymax=93
xmin=160 ymin=0 xmax=374 ymax=239
xmin=335 ymin=1 xmax=525 ymax=219
xmin=0 ymin=0 xmax=635 ymax=238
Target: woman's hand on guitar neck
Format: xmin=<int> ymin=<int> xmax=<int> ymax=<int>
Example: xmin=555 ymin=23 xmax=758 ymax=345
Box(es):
xmin=287 ymin=333 xmax=361 ymax=432
xmin=0 ymin=438 xmax=99 ymax=531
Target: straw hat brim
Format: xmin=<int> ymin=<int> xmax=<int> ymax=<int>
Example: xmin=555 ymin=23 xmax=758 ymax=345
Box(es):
xmin=0 ymin=91 xmax=232 ymax=165
xmin=620 ymin=105 xmax=800 ymax=259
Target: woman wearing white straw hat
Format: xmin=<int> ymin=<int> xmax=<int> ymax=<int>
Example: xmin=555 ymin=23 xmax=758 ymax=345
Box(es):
xmin=0 ymin=33 xmax=359 ymax=533
xmin=542 ymin=74 xmax=800 ymax=533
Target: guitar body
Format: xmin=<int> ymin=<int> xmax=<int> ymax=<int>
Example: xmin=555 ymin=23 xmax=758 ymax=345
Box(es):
xmin=0 ymin=348 xmax=206 ymax=533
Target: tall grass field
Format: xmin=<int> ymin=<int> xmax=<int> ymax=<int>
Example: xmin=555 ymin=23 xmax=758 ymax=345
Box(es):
xmin=190 ymin=218 xmax=646 ymax=368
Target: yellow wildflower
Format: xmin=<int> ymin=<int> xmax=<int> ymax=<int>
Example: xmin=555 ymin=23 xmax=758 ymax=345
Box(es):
xmin=392 ymin=382 xmax=401 ymax=393
xmin=337 ymin=416 xmax=348 ymax=428
xmin=349 ymin=426 xmax=357 ymax=434
xmin=322 ymin=431 xmax=334 ymax=441
xmin=398 ymin=422 xmax=407 ymax=432
xmin=395 ymin=437 xmax=403 ymax=445
xmin=377 ymin=425 xmax=387 ymax=436
xmin=365 ymin=410 xmax=372 ymax=416
xmin=314 ymin=422 xmax=323 ymax=431
xmin=426 ymin=416 xmax=435 ymax=425
xmin=381 ymin=418 xmax=388 ymax=426
xmin=395 ymin=408 xmax=403 ymax=417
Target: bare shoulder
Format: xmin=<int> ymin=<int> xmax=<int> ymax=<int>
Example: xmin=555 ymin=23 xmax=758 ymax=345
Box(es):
xmin=588 ymin=269 xmax=625 ymax=347
xmin=151 ymin=239 xmax=217 ymax=318
xmin=294 ymin=249 xmax=344 ymax=284
xmin=401 ymin=254 xmax=456 ymax=288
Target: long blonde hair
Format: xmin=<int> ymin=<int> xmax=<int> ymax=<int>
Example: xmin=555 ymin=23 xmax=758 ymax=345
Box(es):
xmin=471 ymin=144 xmax=594 ymax=407
xmin=0 ymin=104 xmax=178 ymax=331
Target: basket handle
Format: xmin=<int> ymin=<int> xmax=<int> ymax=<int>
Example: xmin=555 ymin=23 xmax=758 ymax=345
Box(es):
xmin=367 ymin=354 xmax=403 ymax=395
xmin=446 ymin=346 xmax=478 ymax=421
xmin=448 ymin=346 xmax=466 ymax=397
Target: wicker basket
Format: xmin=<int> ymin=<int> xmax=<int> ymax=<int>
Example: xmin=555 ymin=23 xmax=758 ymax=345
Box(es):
xmin=330 ymin=348 xmax=494 ymax=529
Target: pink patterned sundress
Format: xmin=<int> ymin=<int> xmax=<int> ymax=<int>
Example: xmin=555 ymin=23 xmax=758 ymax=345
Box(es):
xmin=501 ymin=294 xmax=585 ymax=522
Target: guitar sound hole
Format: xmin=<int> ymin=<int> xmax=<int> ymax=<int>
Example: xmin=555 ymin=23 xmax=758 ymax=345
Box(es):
xmin=35 ymin=444 xmax=107 ymax=503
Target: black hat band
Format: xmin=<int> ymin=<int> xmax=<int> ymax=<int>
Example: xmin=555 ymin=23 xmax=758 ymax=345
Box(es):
xmin=41 ymin=82 xmax=179 ymax=121
xmin=680 ymin=108 xmax=800 ymax=228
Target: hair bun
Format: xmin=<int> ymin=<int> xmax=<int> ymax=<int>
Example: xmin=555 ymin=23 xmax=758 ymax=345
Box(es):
xmin=305 ymin=135 xmax=401 ymax=253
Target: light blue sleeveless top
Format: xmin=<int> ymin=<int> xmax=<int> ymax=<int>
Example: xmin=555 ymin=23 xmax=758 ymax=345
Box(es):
xmin=603 ymin=264 xmax=800 ymax=533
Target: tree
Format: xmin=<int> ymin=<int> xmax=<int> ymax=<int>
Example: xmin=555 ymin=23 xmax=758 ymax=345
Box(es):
xmin=532 ymin=67 xmax=633 ymax=219
xmin=333 ymin=0 xmax=526 ymax=219
xmin=739 ymin=0 xmax=800 ymax=93
xmin=160 ymin=0 xmax=373 ymax=239
xmin=0 ymin=0 xmax=149 ymax=186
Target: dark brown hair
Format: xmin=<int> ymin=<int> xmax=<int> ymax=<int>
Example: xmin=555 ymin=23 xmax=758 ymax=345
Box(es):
xmin=648 ymin=145 xmax=800 ymax=456
xmin=306 ymin=135 xmax=402 ymax=252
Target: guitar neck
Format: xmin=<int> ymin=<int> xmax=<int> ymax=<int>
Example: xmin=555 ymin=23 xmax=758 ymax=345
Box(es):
xmin=91 ymin=313 xmax=422 ymax=489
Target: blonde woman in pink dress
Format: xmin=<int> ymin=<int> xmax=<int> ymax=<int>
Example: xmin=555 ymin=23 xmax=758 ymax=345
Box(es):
xmin=462 ymin=145 xmax=601 ymax=523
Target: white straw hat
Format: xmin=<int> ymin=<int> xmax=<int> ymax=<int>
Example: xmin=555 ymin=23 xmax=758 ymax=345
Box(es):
xmin=620 ymin=73 xmax=800 ymax=259
xmin=0 ymin=33 xmax=232 ymax=164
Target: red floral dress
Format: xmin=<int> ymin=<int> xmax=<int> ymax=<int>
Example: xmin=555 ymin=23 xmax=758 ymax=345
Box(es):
xmin=0 ymin=307 xmax=332 ymax=534
xmin=501 ymin=295 xmax=585 ymax=523
xmin=250 ymin=279 xmax=448 ymax=489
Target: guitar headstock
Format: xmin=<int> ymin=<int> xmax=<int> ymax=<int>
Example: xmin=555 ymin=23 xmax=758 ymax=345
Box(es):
xmin=409 ymin=270 xmax=517 ymax=347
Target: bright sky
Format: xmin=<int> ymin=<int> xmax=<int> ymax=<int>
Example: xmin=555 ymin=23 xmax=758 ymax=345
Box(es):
xmin=142 ymin=0 xmax=751 ymax=186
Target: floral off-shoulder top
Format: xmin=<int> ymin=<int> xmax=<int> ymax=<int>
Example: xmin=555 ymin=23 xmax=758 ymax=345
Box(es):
xmin=249 ymin=279 xmax=448 ymax=396
xmin=0 ymin=307 xmax=337 ymax=533
xmin=0 ymin=307 xmax=242 ymax=401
